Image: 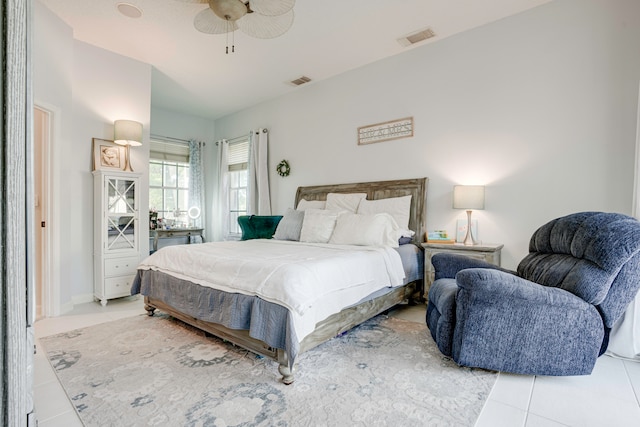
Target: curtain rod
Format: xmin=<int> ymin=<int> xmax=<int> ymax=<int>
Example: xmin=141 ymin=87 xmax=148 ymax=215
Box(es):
xmin=150 ymin=134 xmax=192 ymax=144
xmin=216 ymin=128 xmax=268 ymax=145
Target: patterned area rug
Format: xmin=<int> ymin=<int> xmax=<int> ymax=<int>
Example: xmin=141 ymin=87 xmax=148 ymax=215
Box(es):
xmin=40 ymin=313 xmax=496 ymax=426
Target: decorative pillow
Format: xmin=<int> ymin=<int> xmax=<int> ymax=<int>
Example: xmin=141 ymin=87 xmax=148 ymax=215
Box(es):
xmin=357 ymin=195 xmax=412 ymax=230
xmin=299 ymin=209 xmax=341 ymax=243
xmin=328 ymin=212 xmax=399 ymax=248
xmin=296 ymin=199 xmax=326 ymax=211
xmin=237 ymin=215 xmax=283 ymax=240
xmin=398 ymin=236 xmax=413 ymax=245
xmin=273 ymin=208 xmax=305 ymax=241
xmin=325 ymin=193 xmax=367 ymax=213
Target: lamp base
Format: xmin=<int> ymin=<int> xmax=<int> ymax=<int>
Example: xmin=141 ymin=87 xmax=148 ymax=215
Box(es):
xmin=123 ymin=144 xmax=134 ymax=172
xmin=463 ymin=209 xmax=478 ymax=245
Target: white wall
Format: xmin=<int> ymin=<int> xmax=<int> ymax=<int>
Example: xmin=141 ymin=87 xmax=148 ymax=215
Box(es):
xmin=214 ymin=0 xmax=640 ymax=269
xmin=33 ymin=1 xmax=74 ymax=310
xmin=34 ymin=1 xmax=152 ymax=309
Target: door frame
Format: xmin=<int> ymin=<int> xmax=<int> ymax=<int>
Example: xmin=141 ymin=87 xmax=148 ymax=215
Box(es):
xmin=33 ymin=102 xmax=61 ymax=317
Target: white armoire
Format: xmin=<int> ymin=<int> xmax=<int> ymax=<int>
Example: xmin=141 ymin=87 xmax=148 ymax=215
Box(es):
xmin=93 ymin=170 xmax=142 ymax=306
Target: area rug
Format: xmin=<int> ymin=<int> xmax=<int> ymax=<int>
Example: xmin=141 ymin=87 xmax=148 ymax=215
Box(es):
xmin=40 ymin=313 xmax=496 ymax=426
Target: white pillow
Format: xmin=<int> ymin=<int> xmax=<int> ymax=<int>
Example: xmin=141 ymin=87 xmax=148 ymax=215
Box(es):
xmin=296 ymin=199 xmax=326 ymax=211
xmin=329 ymin=212 xmax=399 ymax=248
xmin=357 ymin=195 xmax=412 ymax=230
xmin=325 ymin=193 xmax=367 ymax=213
xmin=299 ymin=209 xmax=341 ymax=243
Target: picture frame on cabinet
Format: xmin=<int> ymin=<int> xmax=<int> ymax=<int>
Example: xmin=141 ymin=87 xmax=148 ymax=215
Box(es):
xmin=92 ymin=138 xmax=126 ymax=171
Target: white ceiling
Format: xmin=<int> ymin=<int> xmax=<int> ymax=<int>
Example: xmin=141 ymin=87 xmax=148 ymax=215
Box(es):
xmin=39 ymin=0 xmax=551 ymax=120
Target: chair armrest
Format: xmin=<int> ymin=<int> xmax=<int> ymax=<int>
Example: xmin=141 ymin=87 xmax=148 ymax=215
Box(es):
xmin=455 ymin=268 xmax=587 ymax=309
xmin=432 ymin=253 xmax=509 ymax=280
xmin=452 ymin=268 xmax=603 ymax=375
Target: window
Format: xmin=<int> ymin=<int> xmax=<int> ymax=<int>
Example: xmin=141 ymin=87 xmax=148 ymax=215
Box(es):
xmin=149 ymin=140 xmax=191 ymax=228
xmin=227 ymin=140 xmax=249 ymax=235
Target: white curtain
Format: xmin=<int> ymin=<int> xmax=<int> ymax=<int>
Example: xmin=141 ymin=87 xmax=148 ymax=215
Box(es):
xmin=607 ymin=81 xmax=640 ymax=362
xmin=247 ymin=128 xmax=272 ymax=215
xmin=188 ymin=140 xmax=204 ymax=233
xmin=215 ymin=140 xmax=230 ymax=240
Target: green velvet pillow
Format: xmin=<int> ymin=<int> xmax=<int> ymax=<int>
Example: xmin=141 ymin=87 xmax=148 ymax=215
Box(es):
xmin=238 ymin=215 xmax=283 ymax=240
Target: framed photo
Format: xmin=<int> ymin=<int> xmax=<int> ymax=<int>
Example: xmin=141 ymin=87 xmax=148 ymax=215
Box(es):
xmin=357 ymin=117 xmax=413 ymax=145
xmin=92 ymin=138 xmax=126 ymax=171
xmin=456 ymin=219 xmax=478 ymax=243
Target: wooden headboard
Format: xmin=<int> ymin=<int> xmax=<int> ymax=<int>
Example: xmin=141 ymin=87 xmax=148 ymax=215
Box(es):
xmin=295 ymin=178 xmax=428 ymax=243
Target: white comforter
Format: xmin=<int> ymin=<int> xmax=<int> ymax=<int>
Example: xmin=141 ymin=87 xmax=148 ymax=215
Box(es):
xmin=137 ymin=239 xmax=406 ymax=340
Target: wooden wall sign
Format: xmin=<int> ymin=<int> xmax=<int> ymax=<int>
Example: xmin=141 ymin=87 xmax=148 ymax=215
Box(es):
xmin=357 ymin=117 xmax=414 ymax=145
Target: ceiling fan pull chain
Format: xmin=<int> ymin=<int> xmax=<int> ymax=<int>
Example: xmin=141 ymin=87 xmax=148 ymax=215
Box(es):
xmin=225 ymin=17 xmax=230 ymax=54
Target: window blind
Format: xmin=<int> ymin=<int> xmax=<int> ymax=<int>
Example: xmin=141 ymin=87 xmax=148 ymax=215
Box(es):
xmin=150 ymin=140 xmax=189 ymax=163
xmin=228 ymin=140 xmax=249 ymax=171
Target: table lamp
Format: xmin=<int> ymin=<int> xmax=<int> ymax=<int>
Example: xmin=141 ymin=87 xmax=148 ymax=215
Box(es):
xmin=114 ymin=120 xmax=143 ymax=172
xmin=453 ymin=185 xmax=485 ymax=245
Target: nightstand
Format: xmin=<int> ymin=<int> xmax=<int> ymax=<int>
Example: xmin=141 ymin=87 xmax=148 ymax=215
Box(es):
xmin=421 ymin=242 xmax=504 ymax=297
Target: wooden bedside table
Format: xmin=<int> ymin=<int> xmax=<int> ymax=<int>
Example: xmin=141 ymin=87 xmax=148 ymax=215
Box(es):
xmin=421 ymin=242 xmax=504 ymax=297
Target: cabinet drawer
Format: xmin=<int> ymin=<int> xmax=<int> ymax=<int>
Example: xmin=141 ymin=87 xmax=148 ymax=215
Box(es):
xmin=104 ymin=257 xmax=138 ymax=277
xmin=104 ymin=275 xmax=135 ymax=298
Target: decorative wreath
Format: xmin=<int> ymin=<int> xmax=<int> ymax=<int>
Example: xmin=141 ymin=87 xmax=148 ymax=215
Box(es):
xmin=276 ymin=159 xmax=290 ymax=177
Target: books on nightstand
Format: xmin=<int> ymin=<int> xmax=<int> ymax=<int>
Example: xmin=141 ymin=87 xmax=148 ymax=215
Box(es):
xmin=426 ymin=230 xmax=456 ymax=244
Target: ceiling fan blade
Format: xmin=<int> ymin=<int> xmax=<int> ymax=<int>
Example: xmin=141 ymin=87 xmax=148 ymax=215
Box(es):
xmin=248 ymin=0 xmax=295 ymax=17
xmin=194 ymin=7 xmax=238 ymax=34
xmin=237 ymin=9 xmax=293 ymax=39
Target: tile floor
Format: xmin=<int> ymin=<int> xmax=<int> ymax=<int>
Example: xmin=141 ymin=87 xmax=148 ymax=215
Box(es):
xmin=34 ymin=299 xmax=640 ymax=426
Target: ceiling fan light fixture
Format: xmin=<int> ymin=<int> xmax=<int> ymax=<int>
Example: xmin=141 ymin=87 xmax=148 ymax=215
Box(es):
xmin=209 ymin=0 xmax=247 ymax=21
xmin=186 ymin=0 xmax=295 ymax=52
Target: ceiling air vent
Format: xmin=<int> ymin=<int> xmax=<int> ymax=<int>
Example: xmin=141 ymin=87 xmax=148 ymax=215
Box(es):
xmin=289 ymin=76 xmax=312 ymax=86
xmin=397 ymin=27 xmax=436 ymax=47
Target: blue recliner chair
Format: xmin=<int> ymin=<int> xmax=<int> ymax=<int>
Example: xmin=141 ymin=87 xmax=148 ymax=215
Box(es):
xmin=426 ymin=212 xmax=640 ymax=375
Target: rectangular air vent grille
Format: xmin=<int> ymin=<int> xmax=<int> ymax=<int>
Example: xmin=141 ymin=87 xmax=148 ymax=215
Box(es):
xmin=397 ymin=27 xmax=436 ymax=47
xmin=289 ymin=76 xmax=312 ymax=86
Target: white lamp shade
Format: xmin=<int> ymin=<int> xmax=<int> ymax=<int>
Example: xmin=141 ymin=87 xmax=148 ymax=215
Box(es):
xmin=453 ymin=185 xmax=485 ymax=210
xmin=114 ymin=120 xmax=143 ymax=146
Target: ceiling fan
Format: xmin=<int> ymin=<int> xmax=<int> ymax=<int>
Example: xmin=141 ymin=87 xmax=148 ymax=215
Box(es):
xmin=179 ymin=0 xmax=295 ymax=53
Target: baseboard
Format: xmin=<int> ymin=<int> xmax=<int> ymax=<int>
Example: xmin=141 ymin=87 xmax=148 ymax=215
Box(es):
xmin=60 ymin=299 xmax=75 ymax=315
xmin=71 ymin=293 xmax=95 ymax=306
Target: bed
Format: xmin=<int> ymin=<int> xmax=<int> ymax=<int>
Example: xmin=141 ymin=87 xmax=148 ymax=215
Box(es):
xmin=132 ymin=177 xmax=428 ymax=384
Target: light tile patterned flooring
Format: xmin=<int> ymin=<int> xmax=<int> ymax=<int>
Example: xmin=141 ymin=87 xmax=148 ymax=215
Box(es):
xmin=34 ymin=298 xmax=640 ymax=426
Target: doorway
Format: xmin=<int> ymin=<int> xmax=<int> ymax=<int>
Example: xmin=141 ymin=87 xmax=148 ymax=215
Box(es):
xmin=33 ymin=105 xmax=53 ymax=319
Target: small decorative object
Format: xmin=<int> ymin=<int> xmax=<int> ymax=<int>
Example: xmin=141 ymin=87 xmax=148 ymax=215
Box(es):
xmin=276 ymin=159 xmax=290 ymax=177
xmin=188 ymin=206 xmax=201 ymax=228
xmin=358 ymin=117 xmax=413 ymax=145
xmin=453 ymin=185 xmax=485 ymax=245
xmin=92 ymin=138 xmax=127 ymax=171
xmin=427 ymin=230 xmax=455 ymax=244
xmin=149 ymin=210 xmax=158 ymax=230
